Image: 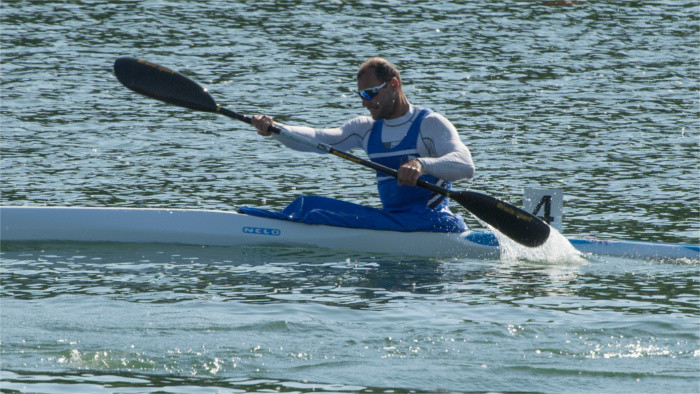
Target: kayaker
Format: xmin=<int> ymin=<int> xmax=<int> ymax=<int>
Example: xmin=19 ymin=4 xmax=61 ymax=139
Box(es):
xmin=244 ymin=57 xmax=475 ymax=233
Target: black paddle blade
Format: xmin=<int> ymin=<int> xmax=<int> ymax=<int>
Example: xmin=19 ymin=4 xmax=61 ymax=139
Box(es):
xmin=451 ymin=190 xmax=551 ymax=247
xmin=114 ymin=57 xmax=218 ymax=112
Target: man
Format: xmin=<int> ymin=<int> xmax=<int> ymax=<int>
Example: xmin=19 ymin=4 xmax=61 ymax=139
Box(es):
xmin=243 ymin=57 xmax=475 ymax=233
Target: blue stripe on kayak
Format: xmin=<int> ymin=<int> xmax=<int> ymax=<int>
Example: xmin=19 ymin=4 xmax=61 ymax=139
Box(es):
xmin=464 ymin=232 xmax=499 ymax=246
xmin=568 ymin=238 xmax=610 ymax=246
xmin=569 ymin=238 xmax=699 ymax=249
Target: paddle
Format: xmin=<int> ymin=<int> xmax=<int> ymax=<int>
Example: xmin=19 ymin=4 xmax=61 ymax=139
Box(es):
xmin=113 ymin=57 xmax=550 ymax=247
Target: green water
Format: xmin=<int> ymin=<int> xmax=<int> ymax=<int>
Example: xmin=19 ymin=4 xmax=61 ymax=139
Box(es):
xmin=1 ymin=0 xmax=698 ymax=392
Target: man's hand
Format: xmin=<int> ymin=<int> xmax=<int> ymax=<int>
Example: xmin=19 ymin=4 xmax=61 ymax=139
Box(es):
xmin=251 ymin=115 xmax=274 ymax=136
xmin=397 ymin=159 xmax=424 ymax=186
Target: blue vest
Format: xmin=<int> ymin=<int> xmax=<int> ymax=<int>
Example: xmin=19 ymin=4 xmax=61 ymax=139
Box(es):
xmin=367 ymin=108 xmax=451 ymax=211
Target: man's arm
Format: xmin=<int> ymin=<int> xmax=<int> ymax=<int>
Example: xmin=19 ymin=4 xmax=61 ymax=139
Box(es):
xmin=398 ymin=113 xmax=475 ymax=186
xmin=251 ymin=115 xmax=372 ymax=153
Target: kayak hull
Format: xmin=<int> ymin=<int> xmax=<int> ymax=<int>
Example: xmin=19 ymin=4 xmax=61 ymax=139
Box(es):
xmin=1 ymin=206 xmax=698 ymax=259
xmin=0 ymin=206 xmax=498 ymax=258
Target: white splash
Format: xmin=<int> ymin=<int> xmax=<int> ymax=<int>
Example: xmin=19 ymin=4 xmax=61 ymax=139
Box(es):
xmin=495 ymin=225 xmax=586 ymax=264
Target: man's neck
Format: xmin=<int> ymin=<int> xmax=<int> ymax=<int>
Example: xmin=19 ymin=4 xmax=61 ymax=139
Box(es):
xmin=384 ymin=104 xmax=415 ymax=126
xmin=385 ymin=95 xmax=411 ymax=120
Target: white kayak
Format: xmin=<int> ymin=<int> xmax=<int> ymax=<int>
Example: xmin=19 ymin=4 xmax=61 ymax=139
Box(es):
xmin=1 ymin=206 xmax=698 ymax=260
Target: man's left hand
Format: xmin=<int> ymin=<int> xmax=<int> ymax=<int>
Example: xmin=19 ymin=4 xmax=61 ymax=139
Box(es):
xmin=397 ymin=159 xmax=424 ymax=186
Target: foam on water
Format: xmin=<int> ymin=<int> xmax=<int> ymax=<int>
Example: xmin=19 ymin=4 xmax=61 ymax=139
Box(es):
xmin=494 ymin=225 xmax=585 ymax=264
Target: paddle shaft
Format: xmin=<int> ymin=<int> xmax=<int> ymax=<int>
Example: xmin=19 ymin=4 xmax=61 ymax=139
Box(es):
xmin=216 ymin=105 xmax=549 ymax=234
xmin=224 ymin=107 xmax=542 ymax=235
xmin=218 ymin=108 xmax=538 ymax=225
xmin=216 ymin=107 xmax=448 ymax=197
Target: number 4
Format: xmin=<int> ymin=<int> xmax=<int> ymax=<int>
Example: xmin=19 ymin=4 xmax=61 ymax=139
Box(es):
xmin=523 ymin=189 xmax=563 ymax=231
xmin=533 ymin=195 xmax=554 ymax=224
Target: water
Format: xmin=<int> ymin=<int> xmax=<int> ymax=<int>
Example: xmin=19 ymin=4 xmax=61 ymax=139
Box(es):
xmin=1 ymin=0 xmax=698 ymax=392
xmin=1 ymin=243 xmax=697 ymax=392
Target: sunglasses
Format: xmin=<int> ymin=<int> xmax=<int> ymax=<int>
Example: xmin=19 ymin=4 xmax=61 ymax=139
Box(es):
xmin=356 ymin=82 xmax=387 ymax=100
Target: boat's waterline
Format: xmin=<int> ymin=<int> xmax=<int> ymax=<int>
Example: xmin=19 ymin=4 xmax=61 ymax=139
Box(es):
xmin=1 ymin=206 xmax=698 ymax=260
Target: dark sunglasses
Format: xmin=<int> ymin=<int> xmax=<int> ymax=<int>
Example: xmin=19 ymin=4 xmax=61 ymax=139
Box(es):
xmin=356 ymin=82 xmax=387 ymax=100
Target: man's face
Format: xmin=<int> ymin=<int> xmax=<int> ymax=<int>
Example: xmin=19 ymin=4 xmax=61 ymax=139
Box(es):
xmin=357 ymin=71 xmax=393 ymax=120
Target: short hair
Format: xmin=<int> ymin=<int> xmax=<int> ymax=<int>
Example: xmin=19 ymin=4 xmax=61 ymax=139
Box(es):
xmin=357 ymin=57 xmax=402 ymax=86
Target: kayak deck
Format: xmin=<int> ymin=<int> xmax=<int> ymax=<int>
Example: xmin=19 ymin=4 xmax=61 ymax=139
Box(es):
xmin=0 ymin=206 xmax=698 ymax=260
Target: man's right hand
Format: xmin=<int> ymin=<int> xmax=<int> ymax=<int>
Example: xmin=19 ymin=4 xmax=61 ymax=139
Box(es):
xmin=251 ymin=115 xmax=275 ymax=136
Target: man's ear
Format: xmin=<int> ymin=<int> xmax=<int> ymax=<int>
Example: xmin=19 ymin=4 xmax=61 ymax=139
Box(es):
xmin=390 ymin=77 xmax=400 ymax=92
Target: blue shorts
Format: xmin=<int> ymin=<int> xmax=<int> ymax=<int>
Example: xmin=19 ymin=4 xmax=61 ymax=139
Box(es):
xmin=238 ymin=195 xmax=467 ymax=233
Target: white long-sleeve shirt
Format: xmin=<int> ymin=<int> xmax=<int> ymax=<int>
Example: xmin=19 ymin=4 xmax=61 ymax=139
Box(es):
xmin=273 ymin=105 xmax=475 ymax=182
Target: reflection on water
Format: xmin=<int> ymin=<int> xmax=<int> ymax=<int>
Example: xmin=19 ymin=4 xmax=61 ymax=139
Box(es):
xmin=2 ymin=242 xmax=696 ymax=317
xmin=1 ymin=243 xmax=444 ymax=307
